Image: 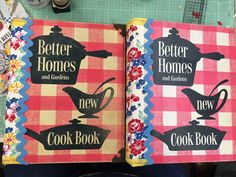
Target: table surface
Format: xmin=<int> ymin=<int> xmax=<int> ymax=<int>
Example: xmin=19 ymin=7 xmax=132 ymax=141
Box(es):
xmin=20 ymin=0 xmax=235 ymax=27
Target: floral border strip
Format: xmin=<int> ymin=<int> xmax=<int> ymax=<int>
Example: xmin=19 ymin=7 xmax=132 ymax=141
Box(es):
xmin=3 ymin=18 xmax=31 ymax=164
xmin=16 ymin=18 xmax=32 ymax=164
xmin=126 ymin=20 xmax=150 ymax=166
xmin=143 ymin=18 xmax=154 ymax=165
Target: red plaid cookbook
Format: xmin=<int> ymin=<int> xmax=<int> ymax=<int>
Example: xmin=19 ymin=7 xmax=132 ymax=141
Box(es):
xmin=2 ymin=18 xmax=236 ymax=166
xmin=3 ymin=18 xmax=125 ymax=164
xmin=125 ymin=18 xmax=236 ymax=166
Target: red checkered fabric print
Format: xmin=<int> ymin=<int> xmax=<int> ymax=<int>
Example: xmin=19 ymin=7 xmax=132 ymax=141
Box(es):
xmin=23 ymin=19 xmax=125 ymax=164
xmin=149 ymin=21 xmax=236 ymax=164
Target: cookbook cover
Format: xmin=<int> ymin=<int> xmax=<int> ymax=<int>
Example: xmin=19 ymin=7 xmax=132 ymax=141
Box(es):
xmin=126 ymin=18 xmax=236 ymax=166
xmin=3 ymin=18 xmax=125 ymax=164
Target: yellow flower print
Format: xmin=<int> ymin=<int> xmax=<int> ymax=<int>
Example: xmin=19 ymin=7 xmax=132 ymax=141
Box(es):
xmin=4 ymin=132 xmax=17 ymax=146
xmin=10 ymin=59 xmax=22 ymax=72
xmin=8 ymin=82 xmax=23 ymax=93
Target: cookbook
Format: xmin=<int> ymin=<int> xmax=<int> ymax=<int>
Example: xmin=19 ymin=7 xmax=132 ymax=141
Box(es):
xmin=2 ymin=18 xmax=125 ymax=164
xmin=2 ymin=18 xmax=236 ymax=166
xmin=125 ymin=18 xmax=236 ymax=166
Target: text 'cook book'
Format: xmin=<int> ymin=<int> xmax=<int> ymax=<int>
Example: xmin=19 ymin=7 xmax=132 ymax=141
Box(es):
xmin=2 ymin=18 xmax=236 ymax=167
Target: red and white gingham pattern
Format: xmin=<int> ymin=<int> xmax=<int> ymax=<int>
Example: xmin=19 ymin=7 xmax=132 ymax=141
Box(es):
xmin=149 ymin=21 xmax=236 ymax=163
xmin=24 ymin=19 xmax=125 ymax=164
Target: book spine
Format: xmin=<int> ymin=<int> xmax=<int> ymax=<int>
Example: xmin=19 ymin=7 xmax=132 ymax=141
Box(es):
xmin=125 ymin=18 xmax=153 ymax=167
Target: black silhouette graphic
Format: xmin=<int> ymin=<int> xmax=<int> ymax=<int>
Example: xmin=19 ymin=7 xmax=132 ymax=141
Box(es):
xmin=29 ymin=26 xmax=112 ymax=84
xmin=182 ymin=79 xmax=228 ymax=120
xmin=112 ymin=148 xmax=125 ymax=162
xmin=113 ymin=24 xmax=126 ymax=37
xmin=25 ymin=119 xmax=110 ymax=150
xmin=151 ymin=120 xmax=226 ymax=151
xmin=150 ymin=28 xmax=224 ymax=86
xmin=25 ymin=77 xmax=116 ymax=150
xmin=63 ymin=77 xmax=115 ymax=118
xmin=151 ymin=79 xmax=229 ymax=151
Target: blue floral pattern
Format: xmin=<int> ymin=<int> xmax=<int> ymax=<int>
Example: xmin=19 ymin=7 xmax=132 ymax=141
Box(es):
xmin=3 ymin=20 xmax=27 ymax=163
xmin=126 ymin=24 xmax=148 ymax=162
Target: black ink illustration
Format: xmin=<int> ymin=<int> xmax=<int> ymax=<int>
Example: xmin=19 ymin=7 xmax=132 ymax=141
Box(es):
xmin=63 ymin=77 xmax=115 ymax=118
xmin=150 ymin=28 xmax=224 ymax=86
xmin=29 ymin=26 xmax=112 ymax=84
xmin=25 ymin=119 xmax=110 ymax=150
xmin=151 ymin=120 xmax=226 ymax=151
xmin=113 ymin=24 xmax=126 ymax=37
xmin=151 ymin=79 xmax=228 ymax=151
xmin=25 ymin=77 xmax=116 ymax=150
xmin=182 ymin=79 xmax=228 ymax=120
xmin=112 ymin=148 xmax=125 ymax=162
